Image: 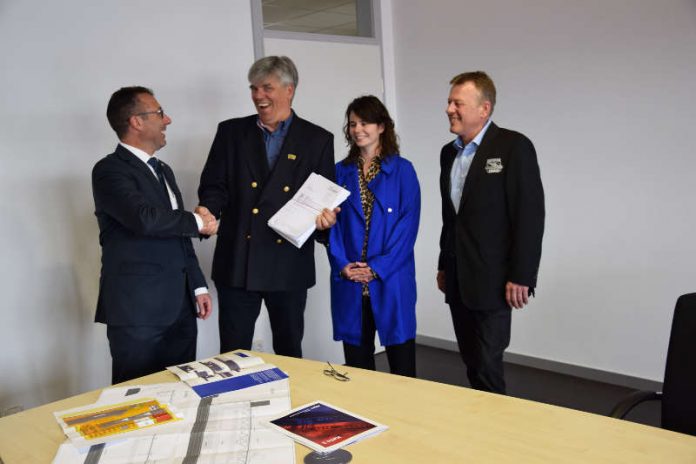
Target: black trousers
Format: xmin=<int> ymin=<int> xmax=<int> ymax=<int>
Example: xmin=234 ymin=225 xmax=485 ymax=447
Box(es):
xmin=343 ymin=296 xmax=416 ymax=377
xmin=217 ymin=285 xmax=307 ymax=358
xmin=448 ymin=295 xmax=511 ymax=394
xmin=107 ymin=299 xmax=197 ymax=385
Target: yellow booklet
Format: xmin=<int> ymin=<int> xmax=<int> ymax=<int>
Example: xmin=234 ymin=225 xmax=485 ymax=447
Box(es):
xmin=56 ymin=398 xmax=180 ymax=443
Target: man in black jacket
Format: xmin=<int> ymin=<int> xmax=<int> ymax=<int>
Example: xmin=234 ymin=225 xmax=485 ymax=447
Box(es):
xmin=197 ymin=56 xmax=337 ymax=358
xmin=437 ymin=72 xmax=545 ymax=394
xmin=93 ymin=86 xmax=216 ymax=384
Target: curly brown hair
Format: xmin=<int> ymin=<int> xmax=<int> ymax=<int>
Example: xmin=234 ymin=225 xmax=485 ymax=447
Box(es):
xmin=342 ymin=95 xmax=400 ymax=164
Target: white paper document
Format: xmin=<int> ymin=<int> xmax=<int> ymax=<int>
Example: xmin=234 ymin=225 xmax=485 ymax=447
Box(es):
xmin=52 ymin=380 xmax=295 ymax=464
xmin=268 ymin=172 xmax=350 ymax=248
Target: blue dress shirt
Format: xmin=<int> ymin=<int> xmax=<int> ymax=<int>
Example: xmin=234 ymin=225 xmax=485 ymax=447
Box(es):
xmin=450 ymin=119 xmax=492 ymax=212
xmin=257 ymin=112 xmax=294 ymax=169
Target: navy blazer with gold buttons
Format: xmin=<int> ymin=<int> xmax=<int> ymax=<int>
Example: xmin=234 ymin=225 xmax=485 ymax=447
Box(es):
xmin=198 ymin=113 xmax=334 ymax=291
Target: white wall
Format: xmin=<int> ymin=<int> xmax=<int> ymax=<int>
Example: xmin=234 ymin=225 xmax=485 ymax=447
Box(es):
xmin=0 ymin=0 xmax=384 ymax=412
xmin=392 ymin=0 xmax=696 ymax=381
xmin=0 ymin=0 xmax=256 ymax=411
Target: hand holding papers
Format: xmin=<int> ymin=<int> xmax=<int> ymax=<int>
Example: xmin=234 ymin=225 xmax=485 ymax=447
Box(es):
xmin=268 ymin=172 xmax=350 ymax=248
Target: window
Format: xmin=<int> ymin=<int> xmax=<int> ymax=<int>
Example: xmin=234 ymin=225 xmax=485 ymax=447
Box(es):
xmin=261 ymin=0 xmax=374 ymax=38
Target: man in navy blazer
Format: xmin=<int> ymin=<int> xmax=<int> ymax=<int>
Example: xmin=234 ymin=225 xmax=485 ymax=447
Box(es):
xmin=93 ymin=86 xmax=216 ymax=384
xmin=437 ymin=72 xmax=545 ymax=394
xmin=197 ymin=56 xmax=337 ymax=358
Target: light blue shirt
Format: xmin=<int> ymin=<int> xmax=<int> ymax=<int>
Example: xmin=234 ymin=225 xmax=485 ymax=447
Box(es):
xmin=450 ymin=119 xmax=492 ymax=212
xmin=257 ymin=111 xmax=294 ymax=169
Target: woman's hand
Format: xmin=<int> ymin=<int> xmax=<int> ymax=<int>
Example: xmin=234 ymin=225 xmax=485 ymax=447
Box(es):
xmin=341 ymin=262 xmax=375 ymax=283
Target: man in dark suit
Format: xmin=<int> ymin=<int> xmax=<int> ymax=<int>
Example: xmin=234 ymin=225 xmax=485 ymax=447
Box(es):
xmin=93 ymin=86 xmax=216 ymax=384
xmin=437 ymin=72 xmax=545 ymax=394
xmin=197 ymin=56 xmax=337 ymax=358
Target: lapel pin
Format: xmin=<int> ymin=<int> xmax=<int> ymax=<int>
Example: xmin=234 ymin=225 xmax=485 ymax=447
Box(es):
xmin=287 ymin=154 xmax=297 ymax=160
xmin=485 ymin=158 xmax=503 ymax=174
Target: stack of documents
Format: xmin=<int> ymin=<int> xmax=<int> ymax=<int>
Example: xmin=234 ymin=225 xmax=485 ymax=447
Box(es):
xmin=268 ymin=172 xmax=350 ymax=248
xmin=52 ymin=354 xmax=295 ymax=464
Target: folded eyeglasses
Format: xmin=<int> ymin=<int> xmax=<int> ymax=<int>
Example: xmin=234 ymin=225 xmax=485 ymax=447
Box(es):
xmin=323 ymin=362 xmax=350 ymax=382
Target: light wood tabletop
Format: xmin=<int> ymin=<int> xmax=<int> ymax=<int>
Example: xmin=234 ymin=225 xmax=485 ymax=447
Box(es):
xmin=1 ymin=352 xmax=695 ymax=463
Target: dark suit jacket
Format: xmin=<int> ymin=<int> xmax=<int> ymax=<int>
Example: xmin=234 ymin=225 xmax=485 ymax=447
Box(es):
xmin=198 ymin=113 xmax=334 ymax=291
xmin=438 ymin=122 xmax=545 ymax=310
xmin=92 ymin=144 xmax=207 ymax=326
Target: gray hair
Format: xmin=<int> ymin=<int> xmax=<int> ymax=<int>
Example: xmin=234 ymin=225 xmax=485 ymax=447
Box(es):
xmin=248 ymin=56 xmax=299 ymax=88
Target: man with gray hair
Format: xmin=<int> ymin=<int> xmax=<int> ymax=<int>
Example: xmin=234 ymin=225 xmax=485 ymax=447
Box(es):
xmin=197 ymin=56 xmax=337 ymax=358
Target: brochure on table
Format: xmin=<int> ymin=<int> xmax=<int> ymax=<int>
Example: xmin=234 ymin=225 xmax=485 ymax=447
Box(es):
xmin=54 ymin=398 xmax=182 ymax=447
xmin=166 ymin=352 xmax=289 ymax=398
xmin=53 ymin=382 xmax=294 ymax=464
xmin=52 ymin=354 xmax=295 ymax=464
xmin=265 ymin=401 xmax=388 ymax=454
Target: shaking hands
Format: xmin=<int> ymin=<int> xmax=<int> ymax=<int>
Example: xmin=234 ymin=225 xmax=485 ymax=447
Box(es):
xmin=195 ymin=205 xmax=219 ymax=236
xmin=195 ymin=205 xmax=338 ymax=236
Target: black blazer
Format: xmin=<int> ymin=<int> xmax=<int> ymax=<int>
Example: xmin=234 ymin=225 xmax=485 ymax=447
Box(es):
xmin=198 ymin=113 xmax=334 ymax=291
xmin=438 ymin=123 xmax=545 ymax=310
xmin=92 ymin=144 xmax=207 ymax=326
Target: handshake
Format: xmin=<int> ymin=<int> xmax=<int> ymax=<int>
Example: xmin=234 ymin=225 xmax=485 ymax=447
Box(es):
xmin=195 ymin=206 xmax=219 ymax=236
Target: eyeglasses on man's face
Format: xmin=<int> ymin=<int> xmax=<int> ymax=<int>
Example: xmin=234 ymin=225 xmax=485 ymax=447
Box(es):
xmin=323 ymin=362 xmax=350 ymax=382
xmin=134 ymin=107 xmax=165 ymax=119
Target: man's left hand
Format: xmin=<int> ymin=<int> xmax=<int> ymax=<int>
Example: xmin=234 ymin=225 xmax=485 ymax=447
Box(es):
xmin=316 ymin=207 xmax=340 ymax=230
xmin=506 ymin=281 xmax=530 ymax=309
xmin=196 ymin=293 xmax=213 ymax=320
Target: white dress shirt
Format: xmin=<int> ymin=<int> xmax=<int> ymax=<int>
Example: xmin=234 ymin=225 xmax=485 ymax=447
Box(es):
xmin=119 ymin=143 xmax=208 ymax=297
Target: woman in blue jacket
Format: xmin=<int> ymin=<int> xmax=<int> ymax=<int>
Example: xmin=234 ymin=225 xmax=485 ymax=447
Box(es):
xmin=328 ymin=95 xmax=421 ymax=377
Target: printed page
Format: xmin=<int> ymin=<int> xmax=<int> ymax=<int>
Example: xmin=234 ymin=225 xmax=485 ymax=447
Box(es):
xmin=167 ymin=352 xmax=266 ymax=383
xmin=268 ymin=173 xmax=350 ymax=248
xmin=53 ymin=381 xmax=294 ymax=464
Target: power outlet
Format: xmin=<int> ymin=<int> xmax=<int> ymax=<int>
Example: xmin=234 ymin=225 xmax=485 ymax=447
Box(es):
xmin=251 ymin=339 xmax=264 ymax=352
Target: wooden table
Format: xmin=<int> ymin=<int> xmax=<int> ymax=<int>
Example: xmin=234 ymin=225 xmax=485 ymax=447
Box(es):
xmin=1 ymin=352 xmax=695 ymax=463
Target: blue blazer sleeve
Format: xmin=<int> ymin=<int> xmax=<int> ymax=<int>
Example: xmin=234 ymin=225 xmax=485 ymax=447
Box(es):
xmin=368 ymin=160 xmax=421 ymax=281
xmin=327 ymin=162 xmax=351 ymax=274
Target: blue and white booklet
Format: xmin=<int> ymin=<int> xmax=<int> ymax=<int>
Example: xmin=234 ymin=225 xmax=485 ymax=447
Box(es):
xmin=167 ymin=352 xmax=289 ymax=399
